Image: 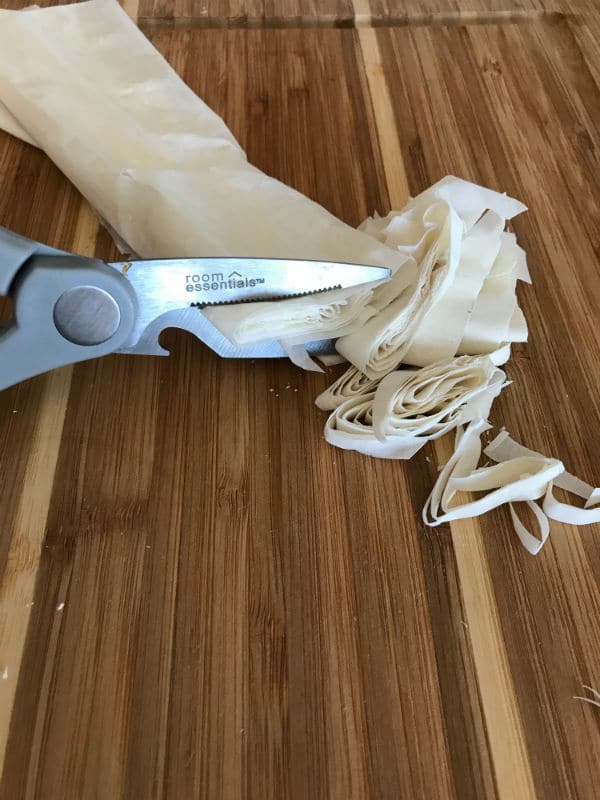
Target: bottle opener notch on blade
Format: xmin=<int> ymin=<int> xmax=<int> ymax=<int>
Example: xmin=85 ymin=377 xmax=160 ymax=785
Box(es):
xmin=0 ymin=224 xmax=391 ymax=389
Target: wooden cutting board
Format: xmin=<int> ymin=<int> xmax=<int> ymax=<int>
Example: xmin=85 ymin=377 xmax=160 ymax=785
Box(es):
xmin=1 ymin=1 xmax=599 ymax=798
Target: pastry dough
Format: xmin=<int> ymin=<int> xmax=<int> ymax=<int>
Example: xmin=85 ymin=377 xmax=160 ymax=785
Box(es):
xmin=0 ymin=0 xmax=406 ymax=347
xmin=324 ymin=355 xmax=505 ymax=459
xmin=337 ymin=179 xmax=529 ymax=377
xmin=423 ymin=423 xmax=600 ymax=554
xmin=315 ymin=365 xmax=380 ymax=411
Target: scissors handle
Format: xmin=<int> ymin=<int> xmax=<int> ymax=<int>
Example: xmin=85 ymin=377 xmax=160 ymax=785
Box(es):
xmin=0 ymin=251 xmax=137 ymax=392
xmin=0 ymin=225 xmax=71 ymax=295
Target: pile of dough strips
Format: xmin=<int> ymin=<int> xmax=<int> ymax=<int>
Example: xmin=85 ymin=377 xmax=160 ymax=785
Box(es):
xmin=1 ymin=0 xmax=598 ymax=553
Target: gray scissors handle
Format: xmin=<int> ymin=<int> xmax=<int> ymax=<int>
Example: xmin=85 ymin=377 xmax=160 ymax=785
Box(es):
xmin=0 ymin=225 xmax=70 ymax=294
xmin=0 ymin=227 xmax=138 ymax=391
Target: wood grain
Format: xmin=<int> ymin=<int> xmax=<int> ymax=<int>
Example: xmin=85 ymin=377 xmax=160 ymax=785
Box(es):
xmin=372 ymin=16 xmax=600 ymax=800
xmin=0 ymin=5 xmax=600 ymax=800
xmin=0 ymin=0 xmax=580 ymax=27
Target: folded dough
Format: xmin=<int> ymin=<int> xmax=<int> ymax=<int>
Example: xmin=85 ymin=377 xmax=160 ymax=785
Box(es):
xmin=423 ymin=422 xmax=600 ymax=554
xmin=324 ymin=355 xmax=506 ymax=459
xmin=0 ymin=99 xmax=35 ymax=146
xmin=315 ymin=365 xmax=381 ymax=411
xmin=337 ymin=176 xmax=529 ymax=380
xmin=337 ymin=178 xmax=529 ymax=377
xmin=0 ymin=0 xmax=406 ymax=347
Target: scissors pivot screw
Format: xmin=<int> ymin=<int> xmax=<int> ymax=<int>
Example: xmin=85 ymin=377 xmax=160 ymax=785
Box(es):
xmin=53 ymin=286 xmax=121 ymax=346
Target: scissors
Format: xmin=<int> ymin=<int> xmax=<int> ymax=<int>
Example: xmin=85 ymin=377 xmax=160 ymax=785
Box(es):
xmin=0 ymin=225 xmax=389 ymax=391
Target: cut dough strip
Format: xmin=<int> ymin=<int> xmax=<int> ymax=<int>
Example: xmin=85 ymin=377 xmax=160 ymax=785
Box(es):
xmin=203 ymin=282 xmax=379 ymax=349
xmin=324 ymin=355 xmax=506 ymax=459
xmin=485 ymin=431 xmax=600 ymax=528
xmin=423 ymin=422 xmax=600 ymax=554
xmin=315 ymin=365 xmax=381 ymax=411
xmin=337 ymin=180 xmax=529 ymax=378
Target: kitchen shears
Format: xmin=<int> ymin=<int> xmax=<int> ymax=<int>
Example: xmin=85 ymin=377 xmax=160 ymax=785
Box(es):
xmin=0 ymin=225 xmax=390 ymax=391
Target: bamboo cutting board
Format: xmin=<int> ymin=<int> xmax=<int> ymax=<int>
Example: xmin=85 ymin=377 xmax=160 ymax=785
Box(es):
xmin=1 ymin=1 xmax=599 ymax=798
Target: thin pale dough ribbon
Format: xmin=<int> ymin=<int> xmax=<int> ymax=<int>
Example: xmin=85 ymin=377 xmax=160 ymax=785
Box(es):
xmin=315 ymin=365 xmax=381 ymax=411
xmin=337 ymin=184 xmax=529 ymax=378
xmin=324 ymin=356 xmax=506 ymax=459
xmin=423 ymin=422 xmax=600 ymax=554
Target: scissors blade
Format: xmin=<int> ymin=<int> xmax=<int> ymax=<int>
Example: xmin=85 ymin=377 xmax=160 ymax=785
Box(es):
xmin=117 ymin=307 xmax=335 ymax=358
xmin=110 ymin=257 xmax=390 ymax=356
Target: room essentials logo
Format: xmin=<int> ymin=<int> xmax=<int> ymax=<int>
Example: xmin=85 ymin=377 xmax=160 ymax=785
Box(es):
xmin=185 ymin=270 xmax=266 ymax=293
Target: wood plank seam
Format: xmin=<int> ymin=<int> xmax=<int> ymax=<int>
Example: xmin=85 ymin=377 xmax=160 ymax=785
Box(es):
xmin=136 ymin=10 xmax=566 ymax=30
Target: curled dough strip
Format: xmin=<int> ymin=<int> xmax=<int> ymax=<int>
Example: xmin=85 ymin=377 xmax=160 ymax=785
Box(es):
xmin=315 ymin=365 xmax=381 ymax=411
xmin=362 ymin=176 xmax=527 ymax=242
xmin=324 ymin=356 xmax=506 ymax=459
xmin=485 ymin=432 xmax=600 ymax=527
xmin=458 ymin=232 xmax=529 ymax=356
xmin=424 ymin=424 xmax=600 ymax=554
xmin=337 ymin=208 xmax=462 ymax=378
xmin=402 ymin=210 xmax=506 ymax=366
xmin=337 ymin=178 xmax=529 ymax=379
xmin=280 ymin=341 xmax=324 ymax=373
